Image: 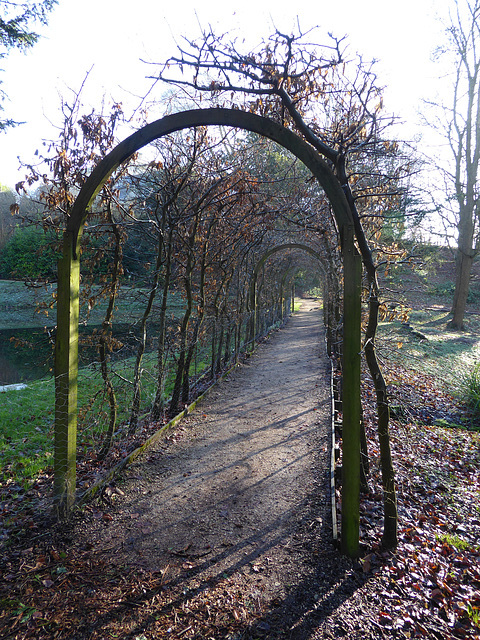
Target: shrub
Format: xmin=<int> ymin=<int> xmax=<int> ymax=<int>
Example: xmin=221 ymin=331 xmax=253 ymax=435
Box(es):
xmin=0 ymin=226 xmax=59 ymax=279
xmin=461 ymin=362 xmax=480 ymax=429
xmin=429 ymin=281 xmax=480 ymax=303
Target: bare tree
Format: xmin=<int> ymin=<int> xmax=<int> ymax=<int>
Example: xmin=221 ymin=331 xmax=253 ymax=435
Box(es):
xmin=429 ymin=0 xmax=480 ymax=329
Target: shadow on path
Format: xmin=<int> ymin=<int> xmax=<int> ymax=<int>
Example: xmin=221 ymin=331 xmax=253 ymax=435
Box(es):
xmin=71 ymin=299 xmax=366 ymax=639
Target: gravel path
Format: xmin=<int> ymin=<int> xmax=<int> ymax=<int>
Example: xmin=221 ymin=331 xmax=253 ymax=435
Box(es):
xmin=75 ymin=298 xmax=356 ymax=638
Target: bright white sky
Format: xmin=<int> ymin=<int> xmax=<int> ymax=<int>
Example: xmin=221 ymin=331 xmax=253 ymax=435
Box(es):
xmin=0 ymin=0 xmax=449 ymax=190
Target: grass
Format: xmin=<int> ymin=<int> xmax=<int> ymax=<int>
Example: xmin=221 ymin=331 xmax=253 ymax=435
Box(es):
xmin=461 ymin=361 xmax=480 ymax=425
xmin=0 ymin=379 xmax=55 ymax=482
xmin=0 ymin=278 xmax=173 ymax=480
xmin=377 ymin=307 xmax=480 ymax=394
xmin=0 ymin=346 xmax=213 ymax=483
xmin=0 ymin=278 xmax=193 ymax=482
xmin=468 ymin=603 xmax=480 ymax=627
xmin=2 ymin=278 xmax=283 ymax=486
xmin=0 ymin=279 xmax=186 ymax=330
xmin=435 ymin=532 xmax=470 ymax=551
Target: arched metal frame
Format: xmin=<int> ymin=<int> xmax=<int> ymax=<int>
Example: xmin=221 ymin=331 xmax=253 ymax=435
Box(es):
xmin=246 ymin=243 xmax=327 ymax=344
xmin=54 ymin=108 xmax=361 ymax=556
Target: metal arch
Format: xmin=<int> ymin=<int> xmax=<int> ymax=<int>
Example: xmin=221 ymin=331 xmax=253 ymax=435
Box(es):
xmin=246 ymin=242 xmax=328 ymax=345
xmin=66 ymin=108 xmax=353 ymax=252
xmin=55 ymin=107 xmax=360 ymax=550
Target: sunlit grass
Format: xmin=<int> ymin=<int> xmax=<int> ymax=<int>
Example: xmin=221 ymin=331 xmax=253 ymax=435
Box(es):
xmin=0 ymin=335 xmax=225 ymax=484
xmin=435 ymin=532 xmax=470 ymax=551
xmin=0 ymin=353 xmax=171 ymax=482
xmin=0 ymin=379 xmax=56 ymax=482
xmin=377 ymin=308 xmax=480 ymax=393
xmin=0 ymin=280 xmax=187 ymax=330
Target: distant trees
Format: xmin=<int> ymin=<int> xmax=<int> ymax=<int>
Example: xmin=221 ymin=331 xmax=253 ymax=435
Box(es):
xmin=0 ymin=0 xmax=57 ymax=130
xmin=0 ymin=186 xmax=54 ymax=278
xmin=0 ymin=224 xmax=58 ymax=278
xmin=0 ymin=186 xmax=18 ymax=248
xmin=427 ymin=0 xmax=480 ymax=329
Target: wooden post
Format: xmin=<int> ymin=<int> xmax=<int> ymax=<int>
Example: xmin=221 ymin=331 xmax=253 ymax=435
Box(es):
xmin=54 ymin=231 xmax=80 ymax=518
xmin=247 ymin=275 xmax=257 ymax=349
xmin=341 ymin=227 xmax=362 ymax=557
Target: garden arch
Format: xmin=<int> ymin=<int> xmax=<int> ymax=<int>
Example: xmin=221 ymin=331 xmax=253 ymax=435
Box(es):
xmin=246 ymin=243 xmax=328 ymax=344
xmin=55 ymin=108 xmax=361 ymax=555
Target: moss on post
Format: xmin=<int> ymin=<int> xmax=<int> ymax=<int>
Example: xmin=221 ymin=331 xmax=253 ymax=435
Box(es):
xmin=54 ymin=231 xmax=80 ymax=519
xmin=341 ymin=229 xmax=362 ymax=557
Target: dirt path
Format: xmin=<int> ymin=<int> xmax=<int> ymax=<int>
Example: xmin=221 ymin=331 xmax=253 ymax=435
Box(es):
xmin=74 ymin=299 xmax=357 ymax=637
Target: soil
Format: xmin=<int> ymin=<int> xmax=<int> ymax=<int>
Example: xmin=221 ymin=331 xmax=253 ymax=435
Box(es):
xmin=67 ymin=298 xmax=367 ymax=638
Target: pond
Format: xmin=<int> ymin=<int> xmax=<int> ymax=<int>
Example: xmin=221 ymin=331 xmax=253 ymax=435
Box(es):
xmin=0 ymin=327 xmax=54 ymax=385
xmin=0 ymin=324 xmax=161 ymax=385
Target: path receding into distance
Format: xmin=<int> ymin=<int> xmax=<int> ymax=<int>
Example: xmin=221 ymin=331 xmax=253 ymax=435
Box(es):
xmin=75 ymin=298 xmax=353 ymax=638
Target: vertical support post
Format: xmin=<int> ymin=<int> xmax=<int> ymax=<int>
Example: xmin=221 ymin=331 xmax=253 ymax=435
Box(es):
xmin=341 ymin=227 xmax=362 ymax=557
xmin=279 ymin=280 xmax=284 ymax=321
xmin=291 ymin=283 xmax=295 ymax=313
xmin=247 ymin=275 xmax=257 ymax=349
xmin=54 ymin=231 xmax=80 ymax=518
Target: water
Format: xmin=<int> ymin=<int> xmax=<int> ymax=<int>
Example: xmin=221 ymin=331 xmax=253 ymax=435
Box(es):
xmin=0 ymin=324 xmax=160 ymax=385
xmin=0 ymin=328 xmax=54 ymax=384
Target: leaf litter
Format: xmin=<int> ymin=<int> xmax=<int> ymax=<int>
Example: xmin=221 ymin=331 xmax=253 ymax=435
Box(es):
xmin=1 ymin=308 xmax=480 ymax=639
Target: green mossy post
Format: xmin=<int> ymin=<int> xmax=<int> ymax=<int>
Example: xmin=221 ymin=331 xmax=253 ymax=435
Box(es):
xmin=341 ymin=228 xmax=362 ymax=557
xmin=54 ymin=231 xmax=80 ymax=518
xmin=248 ymin=275 xmax=257 ymax=350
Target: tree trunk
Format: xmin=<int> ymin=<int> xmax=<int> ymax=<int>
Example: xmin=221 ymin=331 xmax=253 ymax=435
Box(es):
xmin=97 ymin=334 xmax=118 ymax=460
xmin=182 ymin=316 xmax=201 ymax=405
xmin=215 ymin=317 xmax=225 ymax=374
xmin=128 ymin=233 xmax=164 ymax=434
xmin=224 ymin=321 xmax=232 ymax=365
xmin=210 ymin=317 xmax=217 ymax=380
xmin=97 ymin=205 xmax=121 ymax=460
xmin=364 ymin=292 xmax=398 ymax=549
xmin=450 ymin=249 xmax=474 ymax=330
xmin=170 ymin=274 xmax=192 ymax=416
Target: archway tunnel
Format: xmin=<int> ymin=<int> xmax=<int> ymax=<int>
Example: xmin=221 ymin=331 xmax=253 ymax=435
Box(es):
xmin=54 ymin=108 xmax=361 ymax=555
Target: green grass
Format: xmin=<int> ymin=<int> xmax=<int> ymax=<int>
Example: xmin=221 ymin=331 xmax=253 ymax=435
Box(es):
xmin=435 ymin=532 xmax=470 ymax=551
xmin=0 ymin=279 xmax=186 ymax=329
xmin=468 ymin=602 xmax=480 ymax=627
xmin=0 ymin=337 xmax=221 ymax=484
xmin=0 ymin=281 xmax=294 ymax=486
xmin=1 ymin=354 xmax=172 ymax=482
xmin=0 ymin=278 xmax=190 ymax=482
xmin=460 ymin=361 xmax=480 ymax=426
xmin=377 ymin=308 xmax=480 ymax=392
xmin=0 ymin=379 xmax=56 ymax=482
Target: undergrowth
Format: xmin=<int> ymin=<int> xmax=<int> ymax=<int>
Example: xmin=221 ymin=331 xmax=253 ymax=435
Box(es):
xmin=377 ymin=306 xmax=480 ymax=428
xmin=460 ymin=361 xmax=480 ymax=429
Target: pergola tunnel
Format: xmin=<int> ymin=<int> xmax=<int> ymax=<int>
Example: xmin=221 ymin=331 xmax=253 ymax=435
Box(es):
xmin=54 ymin=108 xmax=362 ymax=556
